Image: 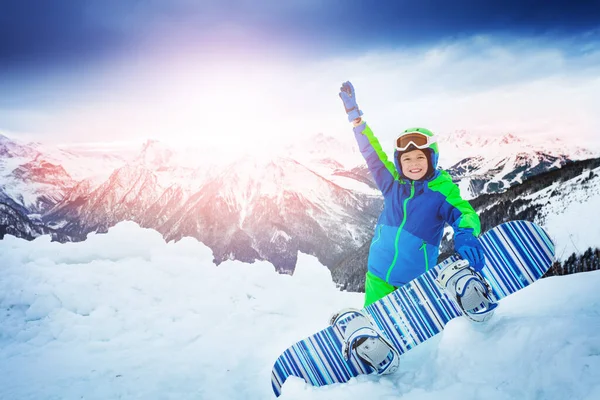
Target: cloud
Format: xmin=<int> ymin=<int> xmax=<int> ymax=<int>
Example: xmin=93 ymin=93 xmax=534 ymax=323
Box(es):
xmin=2 ymin=0 xmax=600 ymax=72
xmin=2 ymin=34 xmax=600 ymax=153
xmin=274 ymin=37 xmax=600 ymax=150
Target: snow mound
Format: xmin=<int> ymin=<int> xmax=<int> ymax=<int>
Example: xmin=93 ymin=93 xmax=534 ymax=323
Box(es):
xmin=0 ymin=223 xmax=598 ymax=399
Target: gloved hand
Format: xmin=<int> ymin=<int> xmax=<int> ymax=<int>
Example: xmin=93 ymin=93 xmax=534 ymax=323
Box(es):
xmin=454 ymin=233 xmax=486 ymax=271
xmin=339 ymin=81 xmax=363 ymax=122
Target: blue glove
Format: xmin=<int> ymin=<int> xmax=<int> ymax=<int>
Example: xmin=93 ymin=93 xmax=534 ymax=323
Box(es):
xmin=455 ymin=233 xmax=486 ymax=271
xmin=339 ymin=81 xmax=363 ymax=122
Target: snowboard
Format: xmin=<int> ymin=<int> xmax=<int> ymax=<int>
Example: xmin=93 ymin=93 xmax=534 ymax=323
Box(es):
xmin=271 ymin=220 xmax=555 ymax=396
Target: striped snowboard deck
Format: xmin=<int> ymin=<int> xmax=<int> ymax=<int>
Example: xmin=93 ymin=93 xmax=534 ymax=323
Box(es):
xmin=271 ymin=220 xmax=555 ymax=396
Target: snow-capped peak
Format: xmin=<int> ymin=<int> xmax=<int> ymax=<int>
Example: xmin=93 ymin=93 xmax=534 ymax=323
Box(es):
xmin=437 ymin=129 xmax=596 ymax=169
xmin=135 ymin=139 xmax=175 ymax=167
xmin=0 ymin=133 xmax=40 ymax=160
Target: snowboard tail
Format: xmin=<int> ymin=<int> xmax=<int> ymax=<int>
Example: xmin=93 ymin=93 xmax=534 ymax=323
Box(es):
xmin=271 ymin=220 xmax=554 ymax=396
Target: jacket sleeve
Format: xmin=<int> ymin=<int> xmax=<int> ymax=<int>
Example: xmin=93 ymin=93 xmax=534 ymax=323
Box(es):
xmin=433 ymin=171 xmax=482 ymax=238
xmin=353 ymin=122 xmax=399 ymax=196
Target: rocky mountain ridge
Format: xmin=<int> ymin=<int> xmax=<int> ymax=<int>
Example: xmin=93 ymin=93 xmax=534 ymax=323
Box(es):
xmin=1 ymin=131 xmax=598 ymax=282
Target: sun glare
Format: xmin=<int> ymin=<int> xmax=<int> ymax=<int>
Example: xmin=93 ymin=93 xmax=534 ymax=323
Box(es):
xmin=33 ymin=37 xmax=600 ymax=157
xmin=153 ymin=61 xmax=307 ymax=161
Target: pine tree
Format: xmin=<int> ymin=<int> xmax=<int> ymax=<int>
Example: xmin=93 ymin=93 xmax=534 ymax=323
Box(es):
xmin=545 ymin=247 xmax=600 ymax=278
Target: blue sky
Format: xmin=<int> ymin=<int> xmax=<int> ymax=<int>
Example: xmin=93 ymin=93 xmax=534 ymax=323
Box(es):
xmin=3 ymin=0 xmax=600 ymax=66
xmin=1 ymin=0 xmax=600 ymax=150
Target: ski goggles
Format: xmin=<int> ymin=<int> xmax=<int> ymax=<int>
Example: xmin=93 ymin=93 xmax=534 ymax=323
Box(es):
xmin=395 ymin=131 xmax=435 ymax=152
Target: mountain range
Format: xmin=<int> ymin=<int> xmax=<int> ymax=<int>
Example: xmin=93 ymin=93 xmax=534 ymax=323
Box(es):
xmin=1 ymin=130 xmax=598 ymax=288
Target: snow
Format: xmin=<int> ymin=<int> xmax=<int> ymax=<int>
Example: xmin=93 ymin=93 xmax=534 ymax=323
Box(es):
xmin=271 ymin=230 xmax=292 ymax=243
xmin=0 ymin=153 xmax=51 ymax=210
xmin=530 ymin=166 xmax=600 ymax=260
xmin=456 ymin=178 xmax=474 ymax=199
xmin=1 ymin=222 xmax=599 ymax=399
xmin=437 ymin=130 xmax=595 ymax=169
xmin=326 ymin=174 xmax=380 ymax=196
xmin=30 ymin=140 xmax=135 ymax=187
xmin=545 ymin=196 xmax=600 ymax=260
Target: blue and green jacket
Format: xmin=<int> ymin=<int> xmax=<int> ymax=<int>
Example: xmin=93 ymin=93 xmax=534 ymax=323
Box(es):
xmin=354 ymin=122 xmax=481 ymax=287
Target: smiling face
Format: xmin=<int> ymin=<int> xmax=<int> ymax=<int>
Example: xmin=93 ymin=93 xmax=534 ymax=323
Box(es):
xmin=399 ymin=149 xmax=429 ymax=180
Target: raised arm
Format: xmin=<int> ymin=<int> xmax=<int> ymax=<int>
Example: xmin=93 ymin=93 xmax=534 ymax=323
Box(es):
xmin=339 ymin=81 xmax=399 ymax=195
xmin=353 ymin=122 xmax=399 ymax=195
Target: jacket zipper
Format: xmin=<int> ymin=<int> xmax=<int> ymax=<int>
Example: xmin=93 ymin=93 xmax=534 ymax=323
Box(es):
xmin=372 ymin=225 xmax=382 ymax=246
xmin=385 ymin=181 xmax=415 ymax=282
xmin=420 ymin=241 xmax=429 ymax=272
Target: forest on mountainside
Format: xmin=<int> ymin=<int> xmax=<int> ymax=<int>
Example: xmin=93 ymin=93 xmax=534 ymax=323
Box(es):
xmin=546 ymin=247 xmax=600 ymax=277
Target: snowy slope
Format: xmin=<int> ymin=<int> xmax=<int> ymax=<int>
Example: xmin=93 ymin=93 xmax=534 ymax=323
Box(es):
xmin=0 ymin=134 xmax=132 ymax=213
xmin=283 ymin=133 xmax=378 ymax=195
xmin=527 ymin=166 xmax=600 ymax=261
xmin=437 ymin=130 xmax=594 ymax=169
xmin=42 ymin=141 xmax=381 ymax=273
xmin=437 ymin=130 xmax=597 ymax=199
xmin=2 ymin=129 xmax=596 ymax=215
xmin=1 ymin=222 xmax=599 ymax=400
xmin=39 ymin=143 xmax=135 ymax=184
xmin=0 ymin=135 xmax=75 ymax=213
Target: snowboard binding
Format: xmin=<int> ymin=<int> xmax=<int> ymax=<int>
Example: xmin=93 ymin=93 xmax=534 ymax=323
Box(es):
xmin=330 ymin=308 xmax=400 ymax=375
xmin=436 ymin=259 xmax=498 ymax=322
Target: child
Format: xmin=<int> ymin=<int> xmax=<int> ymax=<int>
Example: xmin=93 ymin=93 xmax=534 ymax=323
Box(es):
xmin=339 ymin=81 xmax=485 ymax=307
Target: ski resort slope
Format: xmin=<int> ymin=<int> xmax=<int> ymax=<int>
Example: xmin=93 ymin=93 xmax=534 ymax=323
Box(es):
xmin=1 ymin=222 xmax=599 ymax=400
